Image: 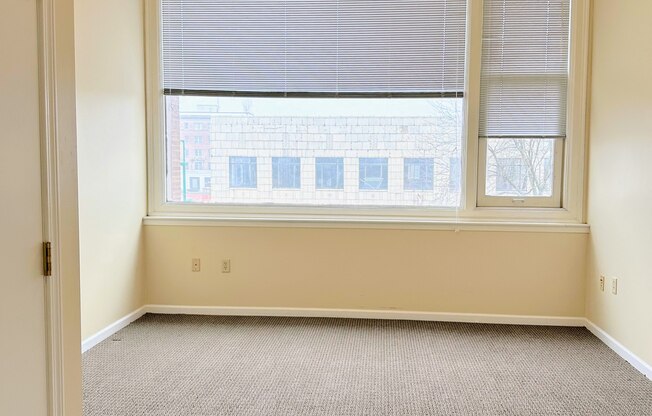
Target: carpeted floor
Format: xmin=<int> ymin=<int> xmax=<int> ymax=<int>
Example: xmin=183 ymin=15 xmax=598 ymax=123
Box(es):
xmin=83 ymin=314 xmax=652 ymax=416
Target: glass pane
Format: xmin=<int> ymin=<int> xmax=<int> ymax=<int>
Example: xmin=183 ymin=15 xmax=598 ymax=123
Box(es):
xmin=485 ymin=138 xmax=555 ymax=197
xmin=272 ymin=157 xmax=301 ymax=189
xmin=404 ymin=158 xmax=434 ymax=190
xmin=316 ymin=157 xmax=344 ymax=190
xmin=165 ymin=96 xmax=463 ymax=207
xmin=359 ymin=158 xmax=388 ymax=190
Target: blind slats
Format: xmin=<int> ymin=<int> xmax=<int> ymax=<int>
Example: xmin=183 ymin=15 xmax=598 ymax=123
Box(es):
xmin=479 ymin=0 xmax=570 ymax=138
xmin=161 ymin=0 xmax=467 ymax=97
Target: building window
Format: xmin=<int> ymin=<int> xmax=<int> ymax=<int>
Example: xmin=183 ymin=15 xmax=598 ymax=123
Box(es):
xmin=449 ymin=157 xmax=461 ymax=192
xmin=194 ymin=136 xmax=202 ymax=144
xmin=189 ymin=177 xmax=200 ymax=192
xmin=229 ymin=157 xmax=257 ymax=188
xmin=359 ymin=158 xmax=388 ymax=191
xmin=272 ymin=157 xmax=301 ymax=189
xmin=204 ymin=177 xmax=211 ymax=189
xmin=194 ymin=149 xmax=202 ymax=157
xmin=316 ymin=157 xmax=344 ymax=190
xmin=193 ymin=161 xmax=203 ymax=170
xmin=404 ymin=158 xmax=434 ymax=191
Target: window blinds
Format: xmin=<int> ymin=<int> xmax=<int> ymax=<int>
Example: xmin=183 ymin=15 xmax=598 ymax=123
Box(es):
xmin=479 ymin=0 xmax=570 ymax=138
xmin=161 ymin=0 xmax=467 ymax=97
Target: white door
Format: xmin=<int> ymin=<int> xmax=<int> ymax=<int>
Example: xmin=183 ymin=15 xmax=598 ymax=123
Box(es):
xmin=0 ymin=0 xmax=49 ymax=414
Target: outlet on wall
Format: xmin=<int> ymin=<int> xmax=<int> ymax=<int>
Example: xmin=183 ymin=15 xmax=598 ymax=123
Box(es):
xmin=599 ymin=275 xmax=605 ymax=292
xmin=611 ymin=277 xmax=618 ymax=295
xmin=192 ymin=258 xmax=201 ymax=272
xmin=222 ymin=259 xmax=231 ymax=273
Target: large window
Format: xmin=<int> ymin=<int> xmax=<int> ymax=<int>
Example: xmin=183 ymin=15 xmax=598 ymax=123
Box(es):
xmin=151 ymin=0 xmax=586 ymax=221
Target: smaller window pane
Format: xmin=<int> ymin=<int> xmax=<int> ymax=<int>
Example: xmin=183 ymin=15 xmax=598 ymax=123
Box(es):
xmin=272 ymin=157 xmax=301 ymax=189
xmin=485 ymin=138 xmax=554 ymax=197
xmin=194 ymin=136 xmax=202 ymax=144
xmin=193 ymin=161 xmax=203 ymax=170
xmin=229 ymin=156 xmax=257 ymax=188
xmin=204 ymin=177 xmax=211 ymax=189
xmin=316 ymin=157 xmax=344 ymax=189
xmin=359 ymin=158 xmax=388 ymax=190
xmin=404 ymin=158 xmax=434 ymax=190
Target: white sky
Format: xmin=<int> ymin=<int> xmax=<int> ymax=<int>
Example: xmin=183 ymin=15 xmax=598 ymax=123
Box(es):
xmin=179 ymin=96 xmax=461 ymax=117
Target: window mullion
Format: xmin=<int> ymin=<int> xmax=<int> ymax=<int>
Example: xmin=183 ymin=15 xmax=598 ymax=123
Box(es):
xmin=463 ymin=0 xmax=484 ymax=213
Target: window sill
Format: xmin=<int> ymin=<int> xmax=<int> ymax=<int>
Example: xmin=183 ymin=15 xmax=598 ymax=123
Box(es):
xmin=142 ymin=214 xmax=589 ymax=233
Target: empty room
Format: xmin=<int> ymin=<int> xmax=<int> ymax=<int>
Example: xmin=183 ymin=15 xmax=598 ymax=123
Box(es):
xmin=1 ymin=0 xmax=651 ymax=415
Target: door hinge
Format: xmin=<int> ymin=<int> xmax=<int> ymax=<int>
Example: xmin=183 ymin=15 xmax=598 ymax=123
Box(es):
xmin=43 ymin=241 xmax=52 ymax=277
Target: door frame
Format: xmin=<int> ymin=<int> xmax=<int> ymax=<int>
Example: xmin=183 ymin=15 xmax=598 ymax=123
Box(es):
xmin=38 ymin=0 xmax=82 ymax=415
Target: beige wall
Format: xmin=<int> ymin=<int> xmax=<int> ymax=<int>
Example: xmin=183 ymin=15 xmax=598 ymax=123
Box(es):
xmin=585 ymin=0 xmax=652 ymax=365
xmin=76 ymin=0 xmax=147 ymax=339
xmin=146 ymin=226 xmax=587 ymax=317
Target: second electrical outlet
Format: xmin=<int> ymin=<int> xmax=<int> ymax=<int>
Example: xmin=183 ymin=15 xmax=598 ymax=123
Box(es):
xmin=222 ymin=259 xmax=231 ymax=273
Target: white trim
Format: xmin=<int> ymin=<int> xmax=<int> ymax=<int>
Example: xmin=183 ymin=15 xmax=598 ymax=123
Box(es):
xmin=584 ymin=320 xmax=652 ymax=381
xmin=38 ymin=1 xmax=64 ymax=414
xmin=81 ymin=307 xmax=148 ymax=353
xmin=146 ymin=305 xmax=585 ymax=326
xmin=142 ymin=215 xmax=590 ymax=233
xmin=144 ymin=0 xmax=164 ymax=218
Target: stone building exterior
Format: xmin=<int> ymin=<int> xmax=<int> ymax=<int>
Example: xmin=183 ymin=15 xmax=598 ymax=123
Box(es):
xmin=205 ymin=114 xmax=461 ymax=207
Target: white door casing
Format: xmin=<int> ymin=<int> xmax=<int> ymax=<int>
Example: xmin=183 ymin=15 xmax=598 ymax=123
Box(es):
xmin=1 ymin=0 xmax=81 ymax=415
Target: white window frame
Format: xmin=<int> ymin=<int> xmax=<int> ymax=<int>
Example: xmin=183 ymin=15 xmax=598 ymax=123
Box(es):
xmin=144 ymin=0 xmax=591 ymax=228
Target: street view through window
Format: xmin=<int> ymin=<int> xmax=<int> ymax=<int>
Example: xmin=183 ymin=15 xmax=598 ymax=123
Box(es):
xmin=166 ymin=96 xmax=554 ymax=207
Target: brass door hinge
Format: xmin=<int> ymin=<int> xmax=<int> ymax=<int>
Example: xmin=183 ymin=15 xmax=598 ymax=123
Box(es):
xmin=43 ymin=241 xmax=52 ymax=277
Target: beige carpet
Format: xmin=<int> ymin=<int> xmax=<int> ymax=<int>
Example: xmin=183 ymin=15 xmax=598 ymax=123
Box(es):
xmin=83 ymin=314 xmax=652 ymax=415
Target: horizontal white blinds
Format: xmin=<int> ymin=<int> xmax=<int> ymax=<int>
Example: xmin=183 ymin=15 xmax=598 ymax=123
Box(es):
xmin=161 ymin=0 xmax=467 ymax=97
xmin=479 ymin=0 xmax=570 ymax=138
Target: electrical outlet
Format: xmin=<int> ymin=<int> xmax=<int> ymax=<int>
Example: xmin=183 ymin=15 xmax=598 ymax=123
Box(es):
xmin=221 ymin=259 xmax=231 ymax=273
xmin=599 ymin=275 xmax=605 ymax=292
xmin=611 ymin=277 xmax=618 ymax=295
xmin=192 ymin=258 xmax=201 ymax=272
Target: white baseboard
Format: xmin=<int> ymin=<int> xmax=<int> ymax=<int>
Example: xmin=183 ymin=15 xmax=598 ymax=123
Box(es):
xmin=146 ymin=304 xmax=586 ymax=327
xmin=81 ymin=306 xmax=147 ymax=353
xmin=584 ymin=319 xmax=652 ymax=381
